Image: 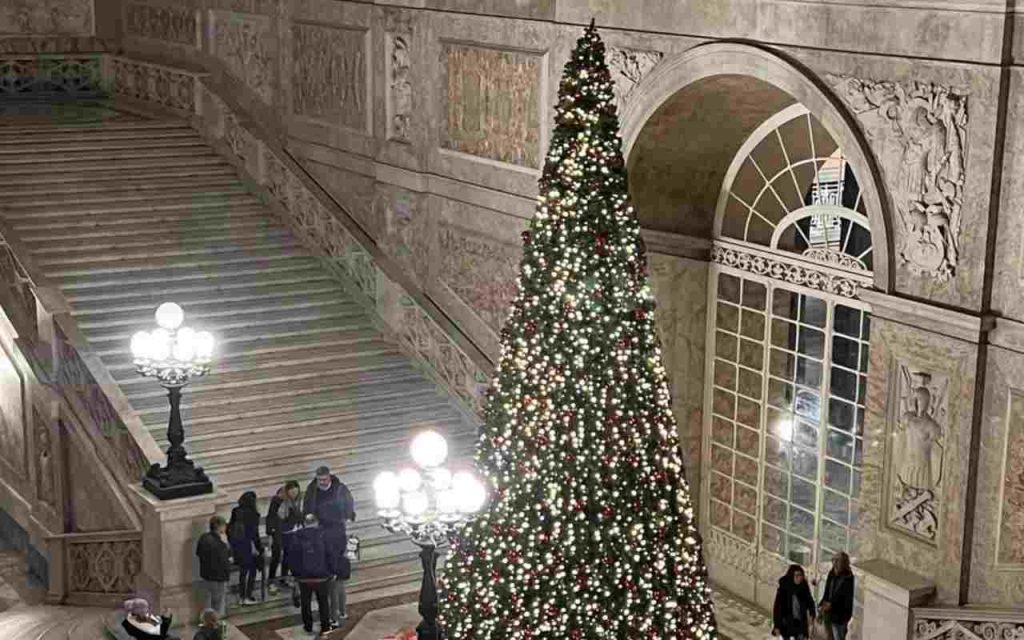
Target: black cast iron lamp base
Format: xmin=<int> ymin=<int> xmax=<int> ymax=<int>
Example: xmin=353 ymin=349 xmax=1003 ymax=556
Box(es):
xmin=374 ymin=431 xmax=487 ymax=640
xmin=131 ymin=302 xmax=215 ymax=500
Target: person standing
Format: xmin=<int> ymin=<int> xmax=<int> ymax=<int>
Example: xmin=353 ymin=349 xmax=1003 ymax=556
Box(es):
xmin=303 ymin=465 xmax=355 ymax=624
xmin=288 ymin=513 xmax=335 ymax=637
xmin=195 ymin=516 xmax=232 ymax=617
xmin=266 ymin=481 xmax=302 ymax=594
xmin=228 ymin=491 xmax=264 ymax=605
xmin=192 ymin=609 xmax=224 ymax=640
xmin=819 ymin=552 xmax=855 ymax=640
xmin=772 ymin=564 xmax=816 ymax=640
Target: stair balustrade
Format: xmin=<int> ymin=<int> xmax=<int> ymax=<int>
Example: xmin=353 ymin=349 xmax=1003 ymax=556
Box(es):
xmin=912 ymin=607 xmax=1024 ymax=640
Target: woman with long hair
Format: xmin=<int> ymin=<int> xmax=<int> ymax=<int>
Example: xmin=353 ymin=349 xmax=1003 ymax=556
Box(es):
xmin=772 ymin=564 xmax=816 ymax=639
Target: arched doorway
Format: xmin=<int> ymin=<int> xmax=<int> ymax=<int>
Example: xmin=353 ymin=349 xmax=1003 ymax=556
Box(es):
xmin=624 ymin=43 xmax=889 ymax=617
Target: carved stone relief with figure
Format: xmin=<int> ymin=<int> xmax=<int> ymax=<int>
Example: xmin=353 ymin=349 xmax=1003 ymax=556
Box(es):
xmin=828 ymin=75 xmax=968 ymax=282
xmin=889 ymin=364 xmax=946 ymax=543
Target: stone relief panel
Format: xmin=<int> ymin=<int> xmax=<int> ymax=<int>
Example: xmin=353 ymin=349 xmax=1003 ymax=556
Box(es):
xmin=33 ymin=408 xmax=56 ymax=511
xmin=0 ymin=344 xmax=25 ymax=479
xmin=439 ymin=224 xmax=521 ymax=332
xmin=291 ymin=22 xmax=368 ymax=133
xmin=828 ymin=75 xmax=968 ymax=283
xmin=888 ymin=364 xmax=947 ymax=544
xmin=0 ymin=0 xmax=92 ymax=35
xmin=124 ymin=2 xmax=197 ymax=46
xmin=607 ymin=47 xmax=662 ymax=113
xmin=387 ymin=32 xmax=412 ymax=143
xmin=998 ymin=389 xmax=1024 ymax=567
xmin=442 ymin=43 xmax=543 ymax=168
xmin=376 ymin=187 xmax=432 ymax=290
xmin=209 ymin=9 xmax=274 ymax=104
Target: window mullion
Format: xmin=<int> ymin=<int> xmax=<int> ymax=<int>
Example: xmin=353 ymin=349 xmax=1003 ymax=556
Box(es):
xmin=815 ymin=298 xmax=836 ymax=579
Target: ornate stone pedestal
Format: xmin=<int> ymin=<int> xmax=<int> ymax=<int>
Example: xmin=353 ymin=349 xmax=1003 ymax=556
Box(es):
xmin=857 ymin=559 xmax=935 ymax=640
xmin=128 ymin=485 xmax=226 ymax=626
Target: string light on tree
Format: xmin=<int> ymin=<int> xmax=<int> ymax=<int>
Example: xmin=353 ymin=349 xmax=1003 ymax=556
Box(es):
xmin=438 ymin=21 xmax=718 ymax=640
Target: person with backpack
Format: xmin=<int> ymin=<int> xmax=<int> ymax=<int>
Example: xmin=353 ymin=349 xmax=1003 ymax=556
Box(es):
xmin=303 ymin=466 xmax=355 ymax=624
xmin=266 ymin=480 xmax=303 ymax=594
xmin=228 ymin=491 xmax=264 ymax=606
xmin=195 ymin=516 xmax=232 ymax=616
xmin=288 ymin=513 xmax=336 ymax=637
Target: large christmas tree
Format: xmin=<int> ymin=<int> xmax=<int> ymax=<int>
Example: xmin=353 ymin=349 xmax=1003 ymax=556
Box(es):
xmin=439 ymin=23 xmax=717 ymax=640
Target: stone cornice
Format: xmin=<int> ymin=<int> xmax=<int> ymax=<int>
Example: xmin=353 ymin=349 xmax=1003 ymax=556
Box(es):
xmin=859 ymin=290 xmax=990 ymax=344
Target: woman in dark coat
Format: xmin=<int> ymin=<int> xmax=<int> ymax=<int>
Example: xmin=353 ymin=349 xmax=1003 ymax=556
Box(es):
xmin=819 ymin=552 xmax=855 ymax=640
xmin=772 ymin=564 xmax=816 ymax=639
xmin=228 ymin=490 xmax=264 ymax=605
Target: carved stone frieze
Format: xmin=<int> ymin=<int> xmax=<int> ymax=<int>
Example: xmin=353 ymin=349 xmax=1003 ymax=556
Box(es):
xmin=439 ymin=226 xmax=520 ymax=332
xmin=913 ymin=616 xmax=1024 ymax=640
xmin=125 ymin=2 xmax=197 ymax=46
xmin=998 ymin=391 xmax=1024 ymax=566
xmin=68 ymin=538 xmax=142 ymax=594
xmin=33 ymin=408 xmax=56 ymax=510
xmin=387 ymin=33 xmax=412 ymax=143
xmin=0 ymin=0 xmax=93 ymax=36
xmin=110 ymin=57 xmax=196 ymax=112
xmin=209 ymin=9 xmax=274 ymax=104
xmin=711 ymin=244 xmax=866 ymax=298
xmin=0 ymin=346 xmax=24 ymax=478
xmin=291 ymin=23 xmax=367 ymax=132
xmin=0 ymin=56 xmax=101 ymax=95
xmin=888 ymin=364 xmax=947 ymax=543
xmin=828 ymin=75 xmax=968 ymax=282
xmin=607 ymin=47 xmax=662 ymax=113
xmin=443 ymin=43 xmax=542 ymax=167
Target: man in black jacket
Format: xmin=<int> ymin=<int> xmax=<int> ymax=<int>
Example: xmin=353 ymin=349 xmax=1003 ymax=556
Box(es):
xmin=303 ymin=465 xmax=355 ymax=624
xmin=266 ymin=480 xmax=303 ymax=594
xmin=819 ymin=552 xmax=855 ymax=640
xmin=195 ymin=516 xmax=232 ymax=617
xmin=288 ymin=513 xmax=335 ymax=637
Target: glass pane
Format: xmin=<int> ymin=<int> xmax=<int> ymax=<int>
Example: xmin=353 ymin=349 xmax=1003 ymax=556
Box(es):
xmin=820 ymin=519 xmax=848 ymax=553
xmin=789 ymin=506 xmax=815 ymax=539
xmin=736 ymin=396 xmax=761 ymax=429
xmin=741 ymin=309 xmax=766 ymax=340
xmin=742 ymin=280 xmax=767 ymax=310
xmin=858 ymin=374 xmax=868 ymax=404
xmin=765 ymin=435 xmax=791 ymax=470
xmin=800 ymin=296 xmax=827 ymax=328
xmin=794 ymin=421 xmax=817 ymax=449
xmin=764 ymin=496 xmax=787 ymax=527
xmin=712 ymin=444 xmax=733 ymax=475
xmin=712 ymin=417 xmax=734 ymax=447
xmin=827 ymin=429 xmax=854 ymax=464
xmin=798 ymin=326 xmax=825 ymax=360
xmin=764 ymin=464 xmax=790 ymax=498
xmin=768 ymin=379 xmax=794 ymax=410
xmin=713 ymin=388 xmax=736 ymax=419
xmin=792 ymin=477 xmax=817 ymax=511
xmin=711 ymin=472 xmax=733 ymax=503
xmin=736 ymin=425 xmax=760 ymax=455
xmin=735 ymin=482 xmax=758 ymax=515
xmin=860 ymin=344 xmax=870 ymax=373
xmin=738 ymin=368 xmax=763 ymax=400
xmin=834 ymin=304 xmax=861 ymax=338
xmin=823 ymin=490 xmax=850 ymax=526
xmin=854 ymin=437 xmax=864 ymax=466
xmin=770 ymin=348 xmax=795 ymax=379
xmin=793 ymin=447 xmax=818 ymax=480
xmin=717 ymin=331 xmax=738 ymax=361
xmin=717 ymin=302 xmax=739 ymax=333
xmin=833 ymin=335 xmax=859 ymax=370
xmin=795 ymin=389 xmax=821 ymax=421
xmin=734 ymin=512 xmax=756 ymax=542
xmin=829 ymin=397 xmax=855 ymax=432
xmin=711 ymin=500 xmax=731 ymax=529
xmin=718 ymin=273 xmax=741 ymax=303
xmin=740 ymin=338 xmax=765 ymax=370
xmin=772 ymin=319 xmax=798 ymax=349
xmin=787 ymin=536 xmax=813 ymax=566
xmin=773 ymin=288 xmax=799 ymax=320
xmin=795 ymin=357 xmax=823 ymax=389
xmin=714 ymin=360 xmax=737 ymax=390
xmin=831 ymin=368 xmax=858 ymax=402
xmin=735 ymin=454 xmax=759 ymax=486
xmin=762 ymin=524 xmax=785 ymax=555
xmin=825 ymin=459 xmax=852 ymax=494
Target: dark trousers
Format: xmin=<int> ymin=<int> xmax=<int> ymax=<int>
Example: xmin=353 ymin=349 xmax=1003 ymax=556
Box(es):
xmin=238 ymin=566 xmax=256 ymax=600
xmin=299 ymin=579 xmax=331 ymax=632
xmin=268 ymin=534 xmax=288 ymax=581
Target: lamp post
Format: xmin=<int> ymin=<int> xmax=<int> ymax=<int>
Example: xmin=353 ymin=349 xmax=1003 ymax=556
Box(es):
xmin=130 ymin=302 xmax=215 ymax=500
xmin=374 ymin=431 xmax=486 ymax=640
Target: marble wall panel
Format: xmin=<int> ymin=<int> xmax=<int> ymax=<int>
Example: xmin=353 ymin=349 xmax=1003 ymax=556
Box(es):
xmin=208 ymin=8 xmax=275 ymax=104
xmin=438 ymin=224 xmax=521 ymax=333
xmin=64 ymin=418 xmax=134 ymax=533
xmin=968 ymin=346 xmax=1024 ymax=605
xmin=376 ymin=184 xmax=434 ymax=291
xmin=856 ymin=317 xmax=976 ymax=604
xmin=124 ymin=1 xmax=198 ymax=47
xmin=301 ymin=159 xmax=377 ymax=241
xmin=290 ymin=22 xmax=369 ymax=133
xmin=992 ymin=68 xmax=1024 ymax=324
xmin=0 ymin=0 xmax=93 ymax=36
xmin=442 ymin=42 xmax=544 ymax=168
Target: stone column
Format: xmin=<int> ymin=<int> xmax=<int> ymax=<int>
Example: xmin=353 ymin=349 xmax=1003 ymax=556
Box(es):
xmin=856 ymin=559 xmax=935 ymax=640
xmin=129 ymin=486 xmax=226 ymax=626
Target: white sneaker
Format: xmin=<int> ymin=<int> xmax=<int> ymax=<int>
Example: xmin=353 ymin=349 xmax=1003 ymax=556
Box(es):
xmin=268 ymin=584 xmax=280 ymax=595
xmin=241 ymin=598 xmax=259 ymax=606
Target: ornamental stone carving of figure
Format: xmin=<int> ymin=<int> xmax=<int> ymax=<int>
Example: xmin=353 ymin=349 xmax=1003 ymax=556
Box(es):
xmin=897 ymin=373 xmax=943 ymax=490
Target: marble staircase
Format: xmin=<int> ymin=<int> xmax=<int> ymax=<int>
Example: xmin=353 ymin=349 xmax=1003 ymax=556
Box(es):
xmin=0 ymin=113 xmax=478 ymax=616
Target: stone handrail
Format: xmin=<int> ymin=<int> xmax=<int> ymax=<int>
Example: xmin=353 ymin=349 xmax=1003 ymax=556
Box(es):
xmin=913 ymin=607 xmax=1024 ymax=640
xmin=103 ymin=53 xmax=493 ymax=418
xmin=45 ymin=530 xmax=143 ymax=607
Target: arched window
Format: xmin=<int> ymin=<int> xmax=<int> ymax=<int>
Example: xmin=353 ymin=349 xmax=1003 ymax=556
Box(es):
xmin=704 ymin=104 xmax=873 ymax=573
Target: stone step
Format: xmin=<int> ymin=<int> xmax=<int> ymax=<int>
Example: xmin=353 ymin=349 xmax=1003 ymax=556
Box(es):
xmin=0 ymin=164 xmax=239 ymax=186
xmin=17 ymin=212 xmax=278 ymax=243
xmin=42 ymin=245 xmax=310 ymax=279
xmin=55 ymin=254 xmax=320 ymax=290
xmin=6 ymin=184 xmax=253 ymax=211
xmin=35 ymin=235 xmax=298 ymax=268
xmin=149 ymin=392 xmax=455 ymax=442
xmin=71 ymin=278 xmax=339 ymax=315
xmin=78 ymin=289 xmax=346 ymax=330
xmin=1 ymin=174 xmax=244 ymax=198
xmin=145 ymin=377 xmax=444 ymax=427
xmin=0 ymin=136 xmax=206 ymax=154
xmin=0 ymin=120 xmax=190 ymax=136
xmin=3 ymin=192 xmax=260 ymax=218
xmin=0 ymin=144 xmax=215 ymax=164
xmin=0 ymin=154 xmax=229 ymax=177
xmin=0 ymin=129 xmax=199 ymax=146
xmin=66 ymin=265 xmax=331 ymax=306
xmin=29 ymin=225 xmax=291 ymax=256
xmin=10 ymin=206 xmax=269 ymax=235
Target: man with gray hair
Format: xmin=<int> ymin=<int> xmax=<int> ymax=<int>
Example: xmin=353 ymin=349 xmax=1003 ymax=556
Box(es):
xmin=303 ymin=465 xmax=355 ymax=625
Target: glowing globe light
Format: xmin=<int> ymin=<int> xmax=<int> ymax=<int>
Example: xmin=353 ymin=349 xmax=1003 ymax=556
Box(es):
xmin=411 ymin=430 xmax=448 ymax=468
xmin=154 ymin=302 xmax=184 ymax=330
xmin=398 ymin=468 xmax=422 ymax=493
xmin=130 ymin=331 xmax=151 ymax=362
xmin=373 ymin=472 xmax=401 ymax=510
xmin=194 ymin=331 xmax=215 ymax=360
xmin=149 ymin=328 xmax=171 ymax=362
xmin=402 ymin=491 xmax=429 ymax=518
